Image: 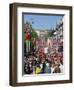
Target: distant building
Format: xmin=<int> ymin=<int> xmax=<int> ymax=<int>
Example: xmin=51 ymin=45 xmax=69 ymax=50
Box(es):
xmin=35 ymin=29 xmax=48 ymax=37
xmin=35 ymin=29 xmax=49 ymax=54
xmin=50 ymin=17 xmax=63 ymax=53
xmin=35 ymin=29 xmax=48 ymax=47
xmin=56 ymin=18 xmax=63 ymax=52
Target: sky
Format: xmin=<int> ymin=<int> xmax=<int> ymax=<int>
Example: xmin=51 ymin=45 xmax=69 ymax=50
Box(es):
xmin=23 ymin=13 xmax=63 ymax=30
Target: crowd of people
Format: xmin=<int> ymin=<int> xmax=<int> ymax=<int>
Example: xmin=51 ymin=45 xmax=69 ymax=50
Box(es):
xmin=24 ymin=51 xmax=63 ymax=75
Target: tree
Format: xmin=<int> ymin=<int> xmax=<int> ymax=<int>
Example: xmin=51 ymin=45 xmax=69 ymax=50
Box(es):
xmin=31 ymin=29 xmax=38 ymax=39
xmin=49 ymin=29 xmax=55 ymax=37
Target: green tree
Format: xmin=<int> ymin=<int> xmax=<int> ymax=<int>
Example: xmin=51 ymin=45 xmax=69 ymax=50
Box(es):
xmin=31 ymin=29 xmax=38 ymax=39
xmin=49 ymin=29 xmax=55 ymax=37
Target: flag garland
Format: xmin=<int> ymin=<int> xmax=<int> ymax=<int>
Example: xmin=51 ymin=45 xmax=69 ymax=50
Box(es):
xmin=25 ymin=21 xmax=31 ymax=53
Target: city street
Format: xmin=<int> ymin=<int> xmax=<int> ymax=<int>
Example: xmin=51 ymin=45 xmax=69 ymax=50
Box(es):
xmin=23 ymin=14 xmax=63 ymax=75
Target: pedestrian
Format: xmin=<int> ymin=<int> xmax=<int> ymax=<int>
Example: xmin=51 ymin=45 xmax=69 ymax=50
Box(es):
xmin=35 ymin=65 xmax=42 ymax=74
xmin=53 ymin=64 xmax=61 ymax=73
xmin=59 ymin=63 xmax=63 ymax=73
xmin=41 ymin=61 xmax=46 ymax=73
xmin=51 ymin=63 xmax=55 ymax=73
xmin=44 ymin=62 xmax=51 ymax=73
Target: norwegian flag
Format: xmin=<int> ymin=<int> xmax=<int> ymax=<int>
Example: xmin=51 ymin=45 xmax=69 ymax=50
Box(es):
xmin=25 ymin=21 xmax=31 ymax=40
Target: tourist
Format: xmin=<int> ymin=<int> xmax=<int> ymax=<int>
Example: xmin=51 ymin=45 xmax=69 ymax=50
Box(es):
xmin=53 ymin=64 xmax=61 ymax=73
xmin=44 ymin=62 xmax=51 ymax=73
xmin=35 ymin=65 xmax=42 ymax=74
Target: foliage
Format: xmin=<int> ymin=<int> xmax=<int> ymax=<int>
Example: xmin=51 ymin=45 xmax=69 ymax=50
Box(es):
xmin=31 ymin=29 xmax=38 ymax=39
xmin=48 ymin=29 xmax=55 ymax=37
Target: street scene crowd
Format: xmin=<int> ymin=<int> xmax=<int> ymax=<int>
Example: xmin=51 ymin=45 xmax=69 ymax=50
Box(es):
xmin=24 ymin=50 xmax=63 ymax=74
xmin=24 ymin=15 xmax=63 ymax=75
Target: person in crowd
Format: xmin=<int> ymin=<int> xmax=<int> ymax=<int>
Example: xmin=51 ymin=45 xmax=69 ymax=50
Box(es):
xmin=24 ymin=57 xmax=33 ymax=74
xmin=44 ymin=62 xmax=51 ymax=73
xmin=47 ymin=56 xmax=52 ymax=67
xmin=51 ymin=63 xmax=55 ymax=73
xmin=59 ymin=59 xmax=63 ymax=73
xmin=53 ymin=64 xmax=61 ymax=73
xmin=41 ymin=60 xmax=46 ymax=73
xmin=35 ymin=65 xmax=42 ymax=74
xmin=24 ymin=50 xmax=63 ymax=74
